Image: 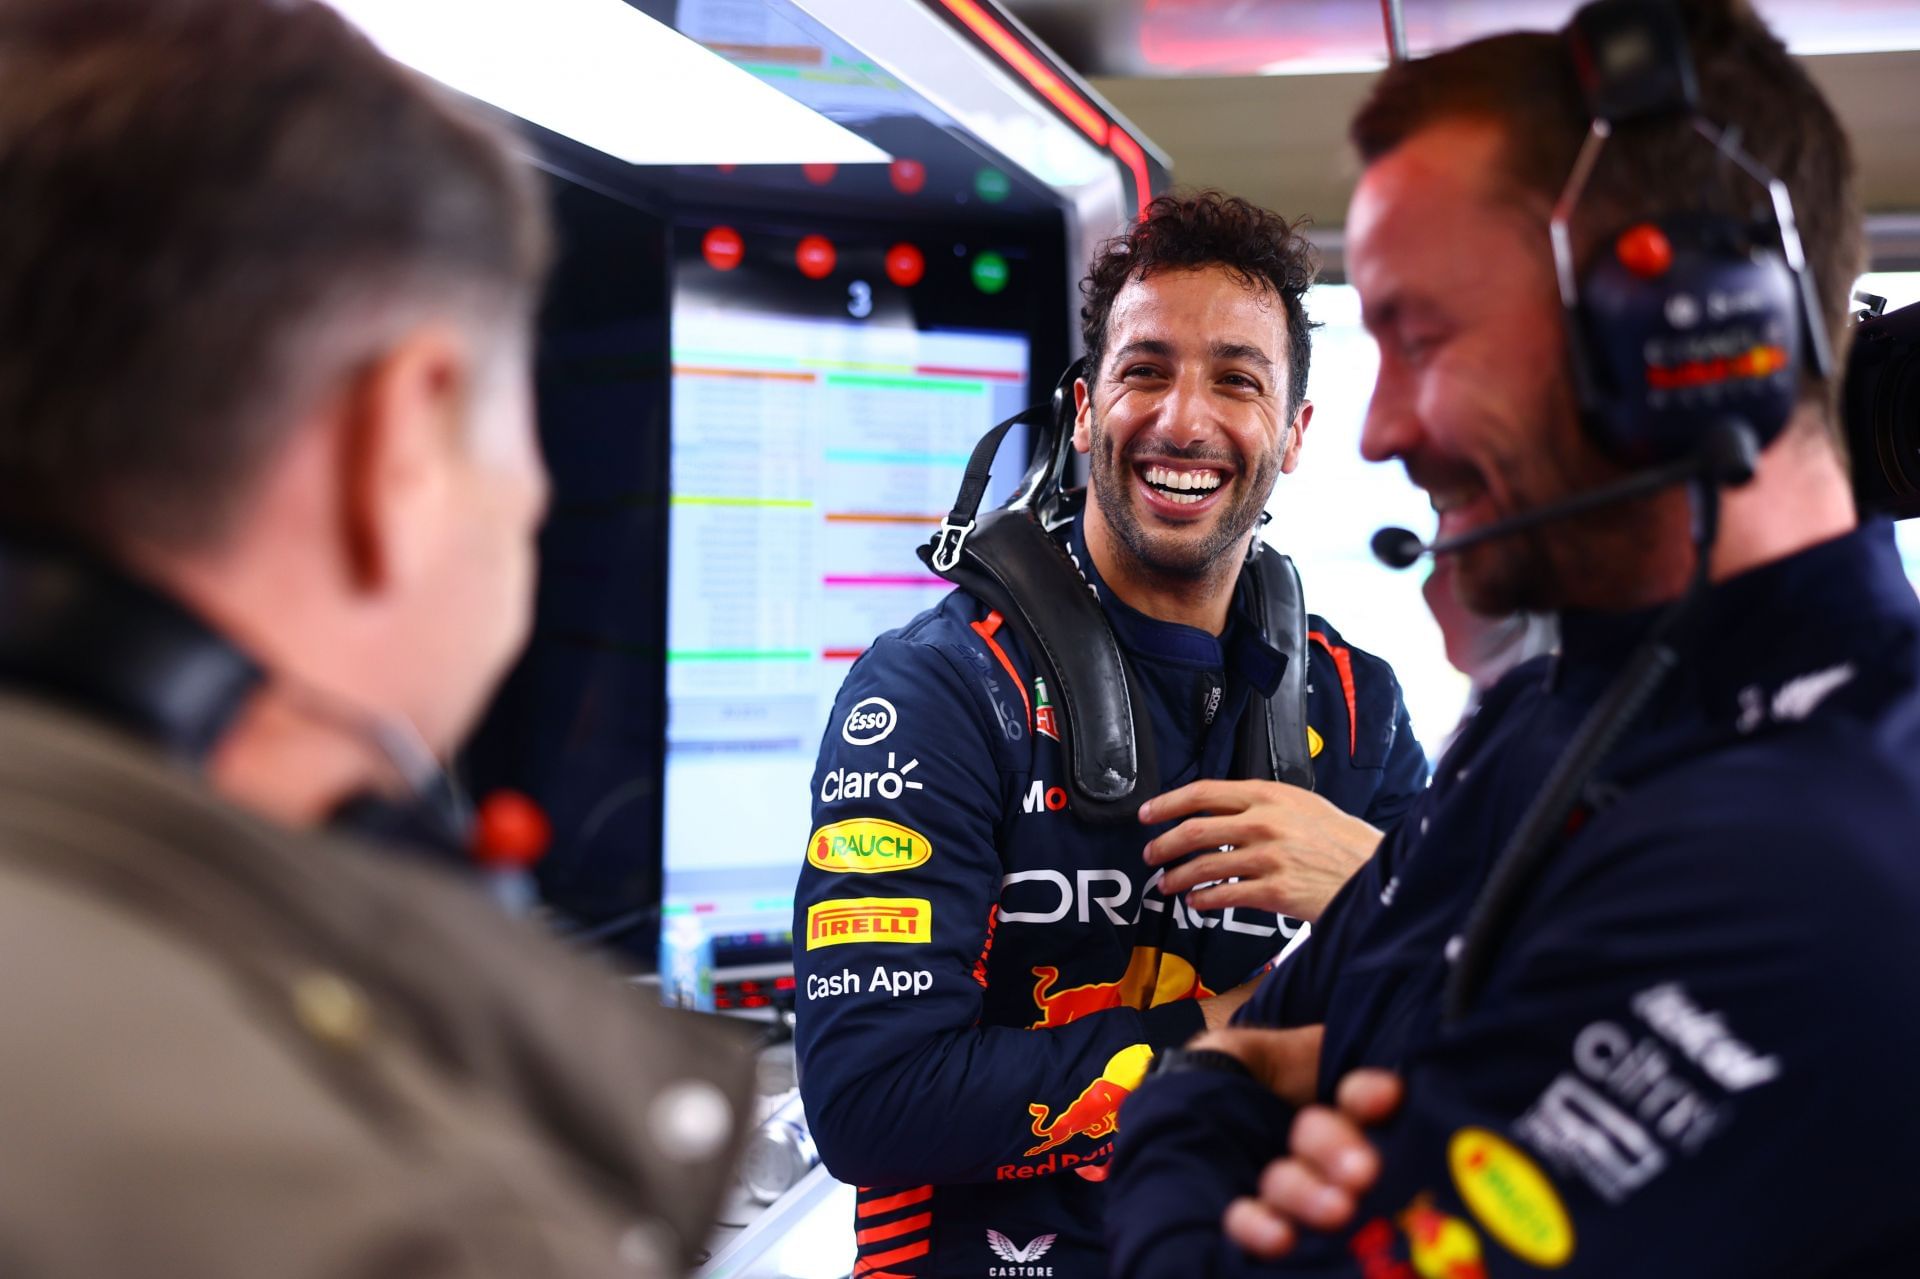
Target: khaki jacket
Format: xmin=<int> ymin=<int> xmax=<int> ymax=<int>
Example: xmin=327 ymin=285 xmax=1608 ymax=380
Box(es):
xmin=0 ymin=692 xmax=754 ymax=1278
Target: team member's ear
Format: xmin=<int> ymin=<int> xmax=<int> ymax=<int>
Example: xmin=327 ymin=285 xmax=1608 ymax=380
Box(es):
xmin=1280 ymin=400 xmax=1314 ymax=475
xmin=1073 ymin=372 xmax=1095 ymax=454
xmin=337 ymin=326 xmax=471 ymax=595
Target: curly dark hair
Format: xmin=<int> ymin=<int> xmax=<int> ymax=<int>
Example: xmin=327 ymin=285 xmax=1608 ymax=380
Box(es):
xmin=1079 ymin=191 xmax=1320 ymax=416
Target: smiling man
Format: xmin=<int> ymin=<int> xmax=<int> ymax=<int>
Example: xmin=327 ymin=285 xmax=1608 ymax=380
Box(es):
xmin=792 ymin=192 xmax=1428 ymax=1277
xmin=1105 ymin=2 xmax=1920 ymax=1276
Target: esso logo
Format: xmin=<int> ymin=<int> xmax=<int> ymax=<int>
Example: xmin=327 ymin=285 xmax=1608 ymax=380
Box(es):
xmin=841 ymin=697 xmax=898 ymax=746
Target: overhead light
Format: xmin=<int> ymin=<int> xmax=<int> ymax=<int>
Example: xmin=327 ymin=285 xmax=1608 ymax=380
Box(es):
xmin=323 ymin=0 xmax=890 ymax=167
xmin=1256 ymin=56 xmax=1392 ymax=77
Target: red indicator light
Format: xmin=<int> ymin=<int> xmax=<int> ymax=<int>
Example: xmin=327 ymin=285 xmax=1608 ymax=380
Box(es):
xmin=702 ymin=226 xmax=744 ymax=272
xmin=775 ymin=976 xmax=797 ymax=991
xmin=796 ymin=235 xmax=837 ymax=280
xmin=886 ymin=243 xmax=926 ymax=288
xmin=890 ymin=158 xmax=927 ymax=195
xmin=744 ymin=995 xmax=771 ymax=1008
xmin=1616 ymin=223 xmax=1673 ymax=279
xmin=802 ymin=163 xmax=838 ymax=186
xmin=471 ymin=790 xmax=552 ymax=870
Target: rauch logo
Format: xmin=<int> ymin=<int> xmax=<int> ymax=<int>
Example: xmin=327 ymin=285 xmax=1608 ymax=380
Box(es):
xmin=807 ymin=819 xmax=932 ymax=874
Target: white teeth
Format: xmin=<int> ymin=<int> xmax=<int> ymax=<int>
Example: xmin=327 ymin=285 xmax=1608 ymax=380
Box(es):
xmin=1143 ymin=465 xmax=1223 ymax=494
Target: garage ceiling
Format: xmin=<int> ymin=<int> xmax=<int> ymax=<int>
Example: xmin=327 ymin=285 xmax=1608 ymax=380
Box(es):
xmin=1002 ymin=0 xmax=1920 ymax=258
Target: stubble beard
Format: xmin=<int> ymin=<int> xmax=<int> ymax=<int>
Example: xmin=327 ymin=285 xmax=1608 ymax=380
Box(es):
xmin=1087 ymin=414 xmax=1281 ymax=585
xmin=1449 ymin=436 xmax=1679 ymax=617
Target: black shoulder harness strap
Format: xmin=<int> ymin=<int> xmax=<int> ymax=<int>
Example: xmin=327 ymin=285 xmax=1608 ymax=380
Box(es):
xmin=1237 ymin=546 xmax=1316 ymax=792
xmin=919 ymin=404 xmax=1313 ymax=824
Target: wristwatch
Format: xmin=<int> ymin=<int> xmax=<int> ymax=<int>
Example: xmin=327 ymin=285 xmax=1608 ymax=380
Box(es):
xmin=1147 ymin=1046 xmax=1256 ymax=1081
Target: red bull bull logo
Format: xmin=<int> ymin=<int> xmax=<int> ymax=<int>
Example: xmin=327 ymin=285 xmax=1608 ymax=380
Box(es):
xmin=1348 ymin=1218 xmax=1417 ymax=1279
xmin=1023 ymin=1044 xmax=1153 ymax=1156
xmin=1027 ymin=948 xmax=1216 ymax=1029
xmin=1398 ymin=1196 xmax=1486 ymax=1279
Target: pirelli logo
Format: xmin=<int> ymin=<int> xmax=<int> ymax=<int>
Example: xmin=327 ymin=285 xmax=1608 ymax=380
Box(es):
xmin=805 ymin=897 xmax=934 ymax=950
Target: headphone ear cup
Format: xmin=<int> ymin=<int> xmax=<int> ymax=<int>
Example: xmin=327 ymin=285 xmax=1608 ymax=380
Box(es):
xmin=1574 ymin=215 xmax=1803 ymax=468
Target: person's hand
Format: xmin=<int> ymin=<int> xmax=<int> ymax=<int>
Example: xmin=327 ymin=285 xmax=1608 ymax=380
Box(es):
xmin=1186 ymin=1024 xmax=1324 ymax=1107
xmin=1196 ymin=977 xmax=1260 ymax=1031
xmin=1223 ymin=1069 xmax=1404 ymax=1259
xmin=1139 ymin=779 xmax=1382 ymax=922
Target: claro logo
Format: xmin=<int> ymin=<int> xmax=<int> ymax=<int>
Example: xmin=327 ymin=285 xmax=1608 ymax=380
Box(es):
xmin=808 ymin=819 xmax=932 ymax=873
xmin=820 ymin=752 xmax=923 ymax=803
xmin=841 ymin=697 xmax=898 ymax=745
xmin=805 ymin=897 xmax=933 ymax=950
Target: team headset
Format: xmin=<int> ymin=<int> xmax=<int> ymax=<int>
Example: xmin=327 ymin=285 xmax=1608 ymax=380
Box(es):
xmin=1357 ymin=0 xmax=1836 ymax=1020
xmin=1371 ymin=0 xmax=1829 ymax=572
xmin=0 ymin=531 xmax=483 ymax=876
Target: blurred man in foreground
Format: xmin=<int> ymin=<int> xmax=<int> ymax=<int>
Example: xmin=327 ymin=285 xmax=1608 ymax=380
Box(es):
xmin=0 ymin=2 xmax=751 ymax=1274
xmin=1108 ymin=0 xmax=1920 ymax=1274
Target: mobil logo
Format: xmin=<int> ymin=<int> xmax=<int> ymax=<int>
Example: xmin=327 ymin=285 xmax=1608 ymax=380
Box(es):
xmin=841 ymin=696 xmax=898 ymax=746
xmin=1022 ymin=780 xmax=1068 ymax=814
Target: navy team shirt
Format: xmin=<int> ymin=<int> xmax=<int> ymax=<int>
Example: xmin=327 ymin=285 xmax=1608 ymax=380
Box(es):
xmin=1107 ymin=520 xmax=1920 ymax=1277
xmin=793 ymin=515 xmax=1429 ymax=1278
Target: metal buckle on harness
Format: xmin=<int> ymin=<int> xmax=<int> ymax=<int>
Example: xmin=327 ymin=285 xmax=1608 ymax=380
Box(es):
xmin=930 ymin=517 xmax=975 ymax=572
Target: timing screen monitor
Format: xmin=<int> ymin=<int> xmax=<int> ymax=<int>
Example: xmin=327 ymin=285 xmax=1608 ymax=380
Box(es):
xmin=664 ymin=221 xmax=1037 ymax=930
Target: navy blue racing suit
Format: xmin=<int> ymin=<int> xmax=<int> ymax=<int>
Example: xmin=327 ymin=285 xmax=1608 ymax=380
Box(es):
xmin=1107 ymin=521 xmax=1920 ymax=1277
xmin=793 ymin=515 xmax=1429 ymax=1277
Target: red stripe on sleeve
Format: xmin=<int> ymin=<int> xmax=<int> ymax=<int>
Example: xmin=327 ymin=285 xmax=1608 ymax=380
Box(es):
xmin=1309 ymin=631 xmax=1359 ymax=756
xmin=854 ymin=1239 xmax=932 ymax=1274
xmin=857 ymin=1185 xmax=935 ymax=1218
xmin=970 ymin=611 xmax=1032 ymax=728
xmin=856 ymin=1212 xmax=933 ymax=1245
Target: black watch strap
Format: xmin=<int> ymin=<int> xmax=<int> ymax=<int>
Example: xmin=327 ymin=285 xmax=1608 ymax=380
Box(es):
xmin=1148 ymin=1047 xmax=1256 ymax=1082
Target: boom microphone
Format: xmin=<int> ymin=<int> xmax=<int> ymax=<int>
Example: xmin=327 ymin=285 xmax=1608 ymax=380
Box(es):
xmin=1373 ymin=419 xmax=1760 ymax=570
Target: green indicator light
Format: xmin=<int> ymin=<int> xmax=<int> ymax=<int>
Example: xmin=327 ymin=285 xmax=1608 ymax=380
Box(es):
xmin=974 ymin=168 xmax=1012 ymax=203
xmin=971 ymin=251 xmax=1010 ymax=295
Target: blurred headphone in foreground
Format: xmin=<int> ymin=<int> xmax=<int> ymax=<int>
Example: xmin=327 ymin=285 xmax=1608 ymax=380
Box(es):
xmin=1555 ymin=0 xmax=1830 ymax=468
xmin=1374 ymin=0 xmax=1793 ymax=570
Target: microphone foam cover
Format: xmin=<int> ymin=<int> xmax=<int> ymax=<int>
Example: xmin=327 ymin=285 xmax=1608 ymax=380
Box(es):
xmin=1371 ymin=526 xmax=1425 ymax=570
